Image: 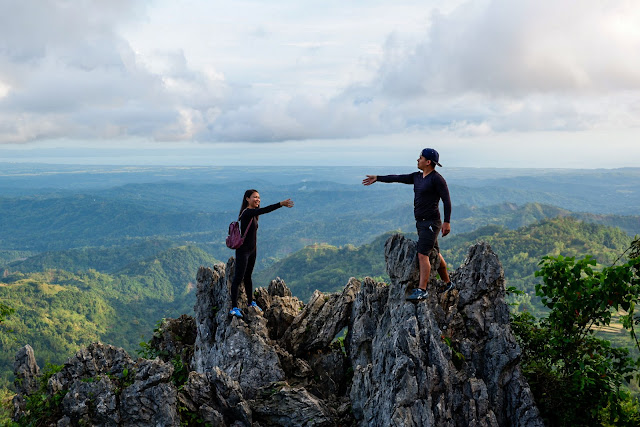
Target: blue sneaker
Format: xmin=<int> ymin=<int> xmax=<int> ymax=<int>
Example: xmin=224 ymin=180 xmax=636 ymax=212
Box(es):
xmin=229 ymin=307 xmax=243 ymax=318
xmin=250 ymin=301 xmax=263 ymax=312
xmin=406 ymin=288 xmax=428 ymax=301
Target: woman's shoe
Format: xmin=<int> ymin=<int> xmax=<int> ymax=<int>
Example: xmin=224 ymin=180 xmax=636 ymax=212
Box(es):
xmin=229 ymin=307 xmax=243 ymax=318
xmin=250 ymin=301 xmax=263 ymax=312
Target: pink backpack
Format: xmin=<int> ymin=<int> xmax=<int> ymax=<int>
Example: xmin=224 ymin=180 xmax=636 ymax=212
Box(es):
xmin=226 ymin=216 xmax=254 ymax=249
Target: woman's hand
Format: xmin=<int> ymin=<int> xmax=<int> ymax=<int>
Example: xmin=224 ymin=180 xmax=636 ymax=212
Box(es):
xmin=362 ymin=175 xmax=377 ymax=186
xmin=280 ymin=199 xmax=294 ymax=208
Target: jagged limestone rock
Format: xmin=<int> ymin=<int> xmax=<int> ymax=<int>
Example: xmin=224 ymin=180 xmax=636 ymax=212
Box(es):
xmin=446 ymin=243 xmax=543 ymax=426
xmin=119 ymin=358 xmax=179 ymax=426
xmin=250 ymin=384 xmax=334 ymax=427
xmin=179 ymin=368 xmax=252 ymax=427
xmin=148 ymin=314 xmax=196 ymax=370
xmin=308 ymin=349 xmax=347 ymax=399
xmin=348 ymin=235 xmax=543 ymax=427
xmin=282 ymin=277 xmax=360 ymax=356
xmin=14 ymin=234 xmax=543 ymax=426
xmin=193 ymin=260 xmax=287 ymax=399
xmin=14 ymin=342 xmax=180 ymax=426
xmin=255 ymin=278 xmax=304 ymax=341
xmin=61 ymin=376 xmax=119 ymax=426
xmin=12 ymin=344 xmax=40 ymax=420
xmin=13 ymin=344 xmax=39 ymax=394
xmin=268 ymin=276 xmax=293 ymax=297
xmin=193 ymin=260 xmax=353 ymax=425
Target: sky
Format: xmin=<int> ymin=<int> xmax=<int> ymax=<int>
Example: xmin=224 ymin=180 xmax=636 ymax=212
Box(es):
xmin=0 ymin=0 xmax=639 ymax=167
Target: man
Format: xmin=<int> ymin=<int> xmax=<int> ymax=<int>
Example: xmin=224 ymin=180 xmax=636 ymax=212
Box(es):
xmin=362 ymin=148 xmax=452 ymax=301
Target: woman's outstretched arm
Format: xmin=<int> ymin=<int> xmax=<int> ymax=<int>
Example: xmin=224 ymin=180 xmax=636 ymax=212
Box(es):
xmin=241 ymin=199 xmax=294 ymax=219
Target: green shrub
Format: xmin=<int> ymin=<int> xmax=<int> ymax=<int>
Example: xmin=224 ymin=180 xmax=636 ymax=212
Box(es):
xmin=513 ymin=238 xmax=640 ymax=426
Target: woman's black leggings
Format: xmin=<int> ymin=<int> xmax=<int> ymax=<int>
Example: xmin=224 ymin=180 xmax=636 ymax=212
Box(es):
xmin=231 ymin=248 xmax=257 ymax=308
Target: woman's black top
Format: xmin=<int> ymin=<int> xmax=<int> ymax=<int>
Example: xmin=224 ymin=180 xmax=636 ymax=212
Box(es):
xmin=238 ymin=203 xmax=282 ymax=251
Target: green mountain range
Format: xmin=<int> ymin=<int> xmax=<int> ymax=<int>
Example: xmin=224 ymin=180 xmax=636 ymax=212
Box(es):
xmin=0 ymin=245 xmax=218 ymax=386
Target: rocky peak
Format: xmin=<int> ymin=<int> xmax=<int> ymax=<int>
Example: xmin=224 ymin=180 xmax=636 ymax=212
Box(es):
xmin=350 ymin=234 xmax=542 ymax=426
xmin=13 ymin=234 xmax=543 ymax=426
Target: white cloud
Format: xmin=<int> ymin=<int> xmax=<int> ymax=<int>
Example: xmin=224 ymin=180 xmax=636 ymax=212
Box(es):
xmin=0 ymin=0 xmax=638 ymax=167
xmin=0 ymin=80 xmax=9 ymax=98
xmin=375 ymin=0 xmax=640 ymax=96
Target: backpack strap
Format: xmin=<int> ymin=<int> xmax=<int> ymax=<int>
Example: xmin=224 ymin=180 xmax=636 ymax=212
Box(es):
xmin=239 ymin=209 xmax=254 ymax=239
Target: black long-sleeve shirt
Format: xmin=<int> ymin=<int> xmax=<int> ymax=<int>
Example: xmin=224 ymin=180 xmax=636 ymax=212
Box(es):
xmin=377 ymin=171 xmax=451 ymax=223
xmin=238 ymin=203 xmax=282 ymax=251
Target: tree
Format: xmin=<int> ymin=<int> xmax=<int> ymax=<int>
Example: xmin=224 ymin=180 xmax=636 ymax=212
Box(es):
xmin=0 ymin=302 xmax=13 ymax=327
xmin=512 ymin=237 xmax=640 ymax=426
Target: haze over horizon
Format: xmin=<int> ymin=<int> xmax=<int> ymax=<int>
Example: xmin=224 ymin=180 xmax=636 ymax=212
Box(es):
xmin=1 ymin=1 xmax=639 ymax=168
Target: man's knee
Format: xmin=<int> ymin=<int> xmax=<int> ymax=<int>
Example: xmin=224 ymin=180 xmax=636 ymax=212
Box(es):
xmin=418 ymin=252 xmax=431 ymax=262
xmin=418 ymin=253 xmax=431 ymax=267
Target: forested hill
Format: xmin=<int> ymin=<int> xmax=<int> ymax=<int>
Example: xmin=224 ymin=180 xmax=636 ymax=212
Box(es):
xmin=0 ymin=245 xmax=218 ymax=385
xmin=5 ymin=239 xmax=177 ymax=273
xmin=256 ymin=217 xmax=633 ymax=308
xmin=453 ymin=202 xmax=640 ymax=236
xmin=254 ymin=233 xmax=393 ymax=301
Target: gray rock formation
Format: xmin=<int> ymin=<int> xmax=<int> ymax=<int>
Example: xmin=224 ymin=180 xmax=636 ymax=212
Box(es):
xmin=348 ymin=235 xmax=543 ymax=426
xmin=12 ymin=344 xmax=40 ymax=420
xmin=179 ymin=368 xmax=252 ymax=426
xmin=14 ymin=342 xmax=179 ymax=426
xmin=193 ymin=261 xmax=288 ymax=400
xmin=13 ymin=344 xmax=39 ymax=395
xmin=13 ymin=235 xmax=543 ymax=426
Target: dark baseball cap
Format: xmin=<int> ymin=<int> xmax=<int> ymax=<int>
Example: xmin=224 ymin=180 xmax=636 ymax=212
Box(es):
xmin=421 ymin=148 xmax=442 ymax=167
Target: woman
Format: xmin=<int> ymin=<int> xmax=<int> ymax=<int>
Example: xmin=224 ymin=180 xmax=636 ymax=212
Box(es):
xmin=229 ymin=189 xmax=294 ymax=318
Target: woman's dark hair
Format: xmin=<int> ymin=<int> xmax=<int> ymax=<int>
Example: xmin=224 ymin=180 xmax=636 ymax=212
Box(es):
xmin=239 ymin=189 xmax=259 ymax=217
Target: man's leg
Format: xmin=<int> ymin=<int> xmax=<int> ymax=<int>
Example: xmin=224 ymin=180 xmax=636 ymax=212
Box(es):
xmin=437 ymin=253 xmax=450 ymax=283
xmin=418 ymin=252 xmax=431 ymax=290
xmin=409 ymin=220 xmax=439 ymax=301
xmin=437 ymin=252 xmax=455 ymax=292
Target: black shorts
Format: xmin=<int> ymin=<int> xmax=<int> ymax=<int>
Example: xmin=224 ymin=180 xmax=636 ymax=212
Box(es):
xmin=416 ymin=220 xmax=441 ymax=255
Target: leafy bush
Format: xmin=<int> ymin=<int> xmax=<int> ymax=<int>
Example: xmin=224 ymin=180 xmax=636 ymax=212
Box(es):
xmin=513 ymin=238 xmax=640 ymax=426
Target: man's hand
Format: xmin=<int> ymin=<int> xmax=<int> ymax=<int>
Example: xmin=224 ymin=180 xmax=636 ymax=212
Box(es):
xmin=441 ymin=222 xmax=451 ymax=237
xmin=362 ymin=175 xmax=377 ymax=186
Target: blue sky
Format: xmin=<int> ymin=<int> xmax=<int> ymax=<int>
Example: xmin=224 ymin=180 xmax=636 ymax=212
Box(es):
xmin=0 ymin=0 xmax=639 ymax=167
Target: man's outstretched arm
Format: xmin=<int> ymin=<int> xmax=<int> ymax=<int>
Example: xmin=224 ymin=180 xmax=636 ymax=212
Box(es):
xmin=363 ymin=173 xmax=413 ymax=185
